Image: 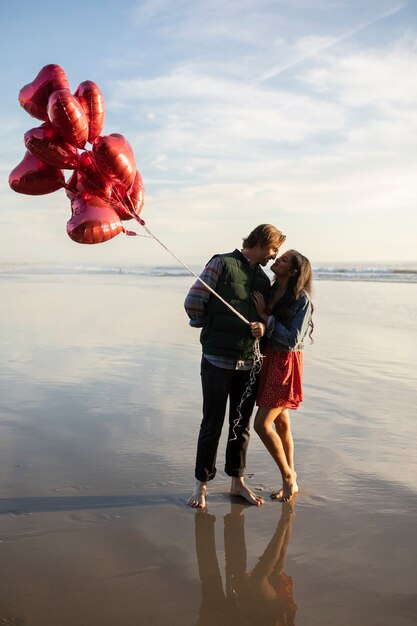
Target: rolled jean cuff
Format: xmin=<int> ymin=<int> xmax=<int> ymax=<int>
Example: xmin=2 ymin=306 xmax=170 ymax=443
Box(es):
xmin=224 ymin=467 xmax=245 ymax=478
xmin=195 ymin=469 xmax=216 ymax=482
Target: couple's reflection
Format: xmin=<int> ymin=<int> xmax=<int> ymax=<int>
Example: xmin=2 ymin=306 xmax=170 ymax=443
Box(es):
xmin=195 ymin=503 xmax=297 ymax=626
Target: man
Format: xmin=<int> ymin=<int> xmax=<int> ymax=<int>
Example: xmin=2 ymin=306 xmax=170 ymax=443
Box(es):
xmin=185 ymin=224 xmax=286 ymax=508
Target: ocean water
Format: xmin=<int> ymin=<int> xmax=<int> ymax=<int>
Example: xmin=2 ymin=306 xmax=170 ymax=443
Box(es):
xmin=0 ymin=270 xmax=416 ymax=625
xmin=1 ymin=259 xmax=417 ymax=282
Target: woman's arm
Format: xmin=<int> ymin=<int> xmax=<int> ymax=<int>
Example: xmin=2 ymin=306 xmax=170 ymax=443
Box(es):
xmin=267 ymin=296 xmax=311 ymax=348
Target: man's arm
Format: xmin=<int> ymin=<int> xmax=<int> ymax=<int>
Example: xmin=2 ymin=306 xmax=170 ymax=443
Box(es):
xmin=184 ymin=256 xmax=223 ymax=327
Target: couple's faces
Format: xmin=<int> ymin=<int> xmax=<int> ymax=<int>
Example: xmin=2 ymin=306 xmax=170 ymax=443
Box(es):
xmin=270 ymin=251 xmax=294 ymax=276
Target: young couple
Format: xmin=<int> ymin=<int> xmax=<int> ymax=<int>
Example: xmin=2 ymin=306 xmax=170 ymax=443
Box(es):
xmin=184 ymin=224 xmax=314 ymax=508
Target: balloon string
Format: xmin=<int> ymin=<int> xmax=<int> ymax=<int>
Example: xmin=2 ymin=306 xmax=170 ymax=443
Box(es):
xmin=64 ymin=175 xmax=249 ymax=324
xmin=228 ymin=337 xmax=263 ymax=441
xmin=130 ymin=218 xmax=263 ymax=441
xmin=136 ymin=220 xmax=251 ymax=326
xmin=66 ymin=172 xmax=260 ymax=436
xmin=65 ymin=170 xmax=248 ymax=323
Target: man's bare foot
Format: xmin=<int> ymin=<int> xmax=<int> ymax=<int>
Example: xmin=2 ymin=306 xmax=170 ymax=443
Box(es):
xmin=271 ymin=471 xmax=299 ymax=502
xmin=188 ymin=481 xmax=207 ymax=508
xmin=230 ymin=477 xmax=265 ymax=506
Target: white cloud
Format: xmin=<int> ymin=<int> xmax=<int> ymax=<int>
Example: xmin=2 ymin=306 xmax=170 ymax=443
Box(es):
xmin=301 ymin=42 xmax=417 ymax=106
xmin=107 ymin=35 xmax=416 ymax=192
xmin=110 ymin=68 xmax=346 ymax=155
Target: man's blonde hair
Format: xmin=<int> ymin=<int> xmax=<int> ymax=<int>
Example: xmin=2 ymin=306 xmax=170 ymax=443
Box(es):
xmin=242 ymin=224 xmax=286 ymax=250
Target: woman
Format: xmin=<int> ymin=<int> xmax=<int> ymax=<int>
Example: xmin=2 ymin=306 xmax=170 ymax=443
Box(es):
xmin=250 ymin=250 xmax=314 ymax=502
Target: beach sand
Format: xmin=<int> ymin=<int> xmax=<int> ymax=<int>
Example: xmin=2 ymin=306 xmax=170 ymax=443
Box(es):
xmin=0 ymin=272 xmax=416 ymax=625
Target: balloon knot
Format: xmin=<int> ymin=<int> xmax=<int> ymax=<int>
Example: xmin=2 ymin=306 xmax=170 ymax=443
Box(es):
xmin=124 ymin=229 xmax=137 ymax=237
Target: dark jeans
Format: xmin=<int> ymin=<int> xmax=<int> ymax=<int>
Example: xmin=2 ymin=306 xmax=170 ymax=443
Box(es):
xmin=195 ymin=357 xmax=258 ymax=482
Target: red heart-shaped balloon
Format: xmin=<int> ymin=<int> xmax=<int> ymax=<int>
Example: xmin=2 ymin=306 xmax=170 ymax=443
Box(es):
xmin=74 ymin=81 xmax=105 ymax=143
xmin=65 ymin=171 xmax=78 ymax=201
xmin=47 ymin=89 xmax=89 ymax=148
xmin=67 ymin=193 xmax=125 ymax=244
xmin=24 ymin=122 xmax=79 ymax=169
xmin=129 ymin=170 xmax=145 ymax=212
xmin=9 ymin=151 xmax=65 ymax=195
xmin=65 ymin=150 xmax=113 ymax=201
xmin=18 ymin=64 xmax=70 ymax=121
xmin=93 ymin=134 xmax=136 ymax=188
xmin=112 ymin=170 xmax=145 ymax=220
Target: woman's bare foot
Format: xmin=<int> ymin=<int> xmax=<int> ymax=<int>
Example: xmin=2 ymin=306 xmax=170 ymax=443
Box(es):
xmin=230 ymin=477 xmax=265 ymax=506
xmin=271 ymin=471 xmax=299 ymax=502
xmin=270 ymin=488 xmax=284 ymax=500
xmin=188 ymin=481 xmax=207 ymax=508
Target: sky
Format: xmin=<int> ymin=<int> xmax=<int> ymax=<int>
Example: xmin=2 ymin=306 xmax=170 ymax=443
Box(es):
xmin=1 ymin=0 xmax=416 ymax=267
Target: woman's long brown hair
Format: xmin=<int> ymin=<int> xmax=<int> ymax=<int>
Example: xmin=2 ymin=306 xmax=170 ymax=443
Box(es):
xmin=272 ymin=250 xmax=314 ymax=342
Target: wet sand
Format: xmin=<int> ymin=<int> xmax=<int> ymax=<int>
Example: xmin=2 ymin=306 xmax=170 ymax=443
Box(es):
xmin=0 ymin=272 xmax=416 ymax=625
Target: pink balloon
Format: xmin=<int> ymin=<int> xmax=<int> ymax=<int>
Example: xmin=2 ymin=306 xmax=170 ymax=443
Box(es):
xmin=74 ymin=81 xmax=105 ymax=143
xmin=19 ymin=64 xmax=70 ymax=121
xmin=24 ymin=122 xmax=79 ymax=169
xmin=9 ymin=151 xmax=65 ymax=195
xmin=65 ymin=150 xmax=113 ymax=201
xmin=93 ymin=134 xmax=136 ymax=188
xmin=47 ymin=89 xmax=89 ymax=148
xmin=67 ymin=193 xmax=125 ymax=244
xmin=112 ymin=170 xmax=145 ymax=220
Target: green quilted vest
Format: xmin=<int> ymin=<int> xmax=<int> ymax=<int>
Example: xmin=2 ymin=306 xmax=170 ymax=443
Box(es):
xmin=200 ymin=250 xmax=270 ymax=360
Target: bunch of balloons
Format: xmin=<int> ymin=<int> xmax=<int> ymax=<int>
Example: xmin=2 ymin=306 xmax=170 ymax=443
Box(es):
xmin=9 ymin=64 xmax=144 ymax=244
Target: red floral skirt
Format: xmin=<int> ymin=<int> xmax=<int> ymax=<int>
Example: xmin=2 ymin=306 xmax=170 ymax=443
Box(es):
xmin=256 ymin=346 xmax=303 ymax=409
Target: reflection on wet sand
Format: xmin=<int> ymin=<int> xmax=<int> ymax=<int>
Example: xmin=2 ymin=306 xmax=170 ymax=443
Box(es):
xmin=195 ymin=503 xmax=297 ymax=626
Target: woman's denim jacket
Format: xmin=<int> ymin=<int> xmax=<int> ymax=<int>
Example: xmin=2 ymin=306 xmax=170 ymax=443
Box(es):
xmin=266 ymin=293 xmax=312 ymax=352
